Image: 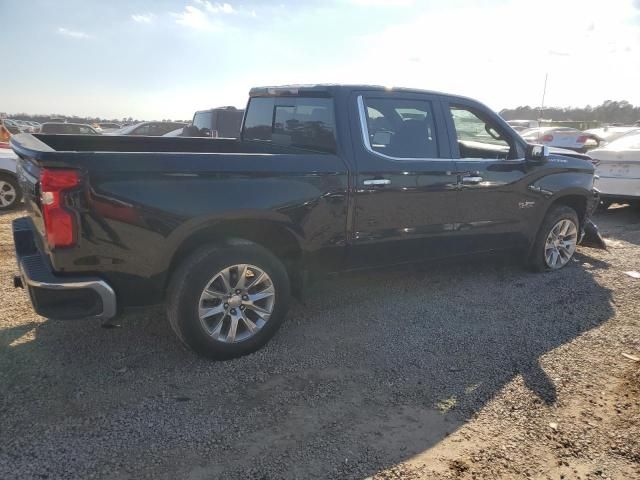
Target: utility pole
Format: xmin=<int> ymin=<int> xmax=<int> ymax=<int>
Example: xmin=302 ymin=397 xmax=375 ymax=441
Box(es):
xmin=539 ymin=73 xmax=548 ymax=120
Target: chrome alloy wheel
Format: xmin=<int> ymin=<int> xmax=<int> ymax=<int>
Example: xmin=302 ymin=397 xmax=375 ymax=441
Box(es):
xmin=0 ymin=180 xmax=16 ymax=208
xmin=544 ymin=218 xmax=578 ymax=269
xmin=198 ymin=264 xmax=275 ymax=343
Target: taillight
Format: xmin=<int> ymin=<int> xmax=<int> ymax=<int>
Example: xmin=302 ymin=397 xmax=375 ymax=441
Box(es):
xmin=542 ymin=134 xmax=554 ymax=142
xmin=577 ymin=135 xmax=588 ymax=144
xmin=40 ymin=168 xmax=80 ymax=248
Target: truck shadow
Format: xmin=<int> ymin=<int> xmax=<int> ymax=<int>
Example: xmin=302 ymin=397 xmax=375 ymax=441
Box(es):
xmin=0 ymin=250 xmax=614 ymax=479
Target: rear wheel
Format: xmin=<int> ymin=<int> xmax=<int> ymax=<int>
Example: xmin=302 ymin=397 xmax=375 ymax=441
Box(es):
xmin=167 ymin=243 xmax=291 ymax=359
xmin=529 ymin=205 xmax=579 ymax=272
xmin=0 ymin=174 xmax=21 ymax=211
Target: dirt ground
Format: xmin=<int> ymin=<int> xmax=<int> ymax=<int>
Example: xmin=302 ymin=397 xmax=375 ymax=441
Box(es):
xmin=0 ymin=206 xmax=639 ymax=480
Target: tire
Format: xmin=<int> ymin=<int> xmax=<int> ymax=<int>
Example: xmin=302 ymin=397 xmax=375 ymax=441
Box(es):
xmin=528 ymin=205 xmax=579 ymax=272
xmin=0 ymin=174 xmax=22 ymax=211
xmin=167 ymin=242 xmax=291 ymax=359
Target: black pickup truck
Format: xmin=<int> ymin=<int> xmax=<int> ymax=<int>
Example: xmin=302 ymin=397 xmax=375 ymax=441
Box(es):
xmin=10 ymin=84 xmax=604 ymax=359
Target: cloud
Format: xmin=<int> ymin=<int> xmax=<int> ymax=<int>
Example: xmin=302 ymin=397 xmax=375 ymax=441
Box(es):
xmin=173 ymin=2 xmax=239 ymax=30
xmin=548 ymin=50 xmax=571 ymax=57
xmin=348 ymin=0 xmax=414 ymax=6
xmin=199 ymin=1 xmax=235 ymax=14
xmin=131 ymin=13 xmax=154 ymax=24
xmin=173 ymin=6 xmax=216 ymax=30
xmin=57 ymin=27 xmax=90 ymax=39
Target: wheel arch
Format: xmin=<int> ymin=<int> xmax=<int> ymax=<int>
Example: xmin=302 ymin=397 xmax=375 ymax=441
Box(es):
xmin=547 ymin=193 xmax=588 ymax=228
xmin=163 ymin=218 xmax=304 ymax=296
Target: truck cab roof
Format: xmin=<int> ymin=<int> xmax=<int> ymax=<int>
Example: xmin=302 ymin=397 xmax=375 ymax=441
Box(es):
xmin=248 ymin=84 xmax=472 ymax=102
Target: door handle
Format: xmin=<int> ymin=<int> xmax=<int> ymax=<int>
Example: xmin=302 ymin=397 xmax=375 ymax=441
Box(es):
xmin=363 ymin=179 xmax=391 ymax=186
xmin=462 ymin=176 xmax=483 ymax=185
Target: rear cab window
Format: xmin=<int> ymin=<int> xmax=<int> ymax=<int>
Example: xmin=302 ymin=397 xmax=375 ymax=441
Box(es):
xmin=243 ymin=96 xmax=337 ymax=153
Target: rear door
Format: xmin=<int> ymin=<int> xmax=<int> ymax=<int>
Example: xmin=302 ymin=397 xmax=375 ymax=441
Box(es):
xmin=348 ymin=91 xmax=459 ymax=267
xmin=443 ymin=99 xmax=532 ymax=252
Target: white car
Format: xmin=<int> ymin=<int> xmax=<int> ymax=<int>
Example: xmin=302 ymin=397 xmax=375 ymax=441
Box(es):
xmin=590 ymin=132 xmax=640 ymax=206
xmin=520 ymin=127 xmax=597 ymax=153
xmin=507 ymin=119 xmax=539 ymax=132
xmin=0 ymin=147 xmax=21 ymax=210
xmin=585 ymin=126 xmax=640 ymax=146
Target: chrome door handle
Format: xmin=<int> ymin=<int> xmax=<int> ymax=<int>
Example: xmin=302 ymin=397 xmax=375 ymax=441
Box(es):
xmin=462 ymin=176 xmax=483 ymax=185
xmin=363 ymin=179 xmax=391 ymax=186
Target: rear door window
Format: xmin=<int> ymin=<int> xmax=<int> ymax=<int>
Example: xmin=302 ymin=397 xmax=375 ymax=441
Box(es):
xmin=243 ymin=97 xmax=337 ymax=153
xmin=362 ymin=97 xmax=440 ymax=159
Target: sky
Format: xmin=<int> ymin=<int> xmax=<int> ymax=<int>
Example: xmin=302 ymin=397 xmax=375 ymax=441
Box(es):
xmin=2 ymin=0 xmax=640 ymax=120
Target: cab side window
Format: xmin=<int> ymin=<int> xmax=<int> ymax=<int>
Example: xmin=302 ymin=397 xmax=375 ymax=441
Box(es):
xmin=362 ymin=97 xmax=440 ymax=159
xmin=449 ymin=106 xmax=514 ymax=160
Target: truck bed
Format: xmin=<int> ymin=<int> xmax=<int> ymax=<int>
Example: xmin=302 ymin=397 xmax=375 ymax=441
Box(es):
xmin=13 ymin=133 xmax=308 ymax=156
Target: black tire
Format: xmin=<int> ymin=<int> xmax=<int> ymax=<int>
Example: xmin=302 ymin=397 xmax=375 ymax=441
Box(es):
xmin=167 ymin=242 xmax=291 ymax=359
xmin=0 ymin=174 xmax=22 ymax=211
xmin=528 ymin=205 xmax=579 ymax=272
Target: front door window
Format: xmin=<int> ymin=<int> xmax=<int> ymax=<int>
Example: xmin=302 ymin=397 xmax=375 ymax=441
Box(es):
xmin=449 ymin=106 xmax=514 ymax=160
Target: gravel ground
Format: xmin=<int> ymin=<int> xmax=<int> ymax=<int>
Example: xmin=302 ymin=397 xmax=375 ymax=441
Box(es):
xmin=0 ymin=206 xmax=638 ymax=480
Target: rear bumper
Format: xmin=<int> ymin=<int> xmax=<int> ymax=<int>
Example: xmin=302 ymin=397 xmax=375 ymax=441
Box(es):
xmin=12 ymin=217 xmax=117 ymax=321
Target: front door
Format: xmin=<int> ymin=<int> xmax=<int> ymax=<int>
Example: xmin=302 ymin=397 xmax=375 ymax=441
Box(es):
xmin=348 ymin=92 xmax=459 ymax=268
xmin=443 ymin=100 xmax=533 ymax=253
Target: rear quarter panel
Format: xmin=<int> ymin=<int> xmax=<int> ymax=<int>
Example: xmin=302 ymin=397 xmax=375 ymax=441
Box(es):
xmin=46 ymin=152 xmax=350 ymax=306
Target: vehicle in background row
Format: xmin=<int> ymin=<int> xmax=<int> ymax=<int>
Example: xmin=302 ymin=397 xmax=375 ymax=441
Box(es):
xmin=506 ymin=119 xmax=539 ymax=132
xmin=0 ymin=147 xmax=21 ymax=210
xmin=10 ymin=84 xmax=604 ymax=360
xmin=182 ymin=107 xmax=244 ymax=138
xmin=40 ymin=123 xmax=101 ymax=135
xmin=590 ymin=132 xmax=640 ymax=207
xmin=110 ymin=121 xmax=187 ymax=136
xmin=520 ymin=126 xmax=599 ymax=153
xmin=97 ymin=122 xmax=122 ymax=133
xmin=163 ymin=128 xmax=185 ymax=137
xmin=585 ymin=126 xmax=640 ymax=146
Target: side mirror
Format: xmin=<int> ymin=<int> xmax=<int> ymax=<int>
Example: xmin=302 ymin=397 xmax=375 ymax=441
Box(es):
xmin=526 ymin=144 xmax=549 ymax=163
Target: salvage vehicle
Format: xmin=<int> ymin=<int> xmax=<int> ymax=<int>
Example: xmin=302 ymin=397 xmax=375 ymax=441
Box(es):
xmin=40 ymin=123 xmax=101 ymax=135
xmin=590 ymin=132 xmax=640 ymax=207
xmin=182 ymin=107 xmax=244 ymax=138
xmin=10 ymin=85 xmax=604 ymax=359
xmin=110 ymin=121 xmax=187 ymax=136
xmin=0 ymin=147 xmax=21 ymax=210
xmin=520 ymin=126 xmax=598 ymax=153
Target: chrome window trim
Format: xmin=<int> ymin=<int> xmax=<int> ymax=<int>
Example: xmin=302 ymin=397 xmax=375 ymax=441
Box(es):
xmin=357 ymin=95 xmax=446 ymax=162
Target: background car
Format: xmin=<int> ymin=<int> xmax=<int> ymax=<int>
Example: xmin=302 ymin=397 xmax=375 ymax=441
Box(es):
xmin=0 ymin=147 xmax=21 ymax=210
xmin=590 ymin=132 xmax=640 ymax=207
xmin=162 ymin=127 xmax=185 ymax=137
xmin=584 ymin=126 xmax=640 ymax=146
xmin=520 ymin=126 xmax=598 ymax=152
xmin=40 ymin=122 xmax=101 ymax=135
xmin=97 ymin=122 xmax=122 ymax=133
xmin=110 ymin=121 xmax=186 ymax=136
xmin=181 ymin=107 xmax=244 ymax=138
xmin=506 ymin=119 xmax=540 ymax=132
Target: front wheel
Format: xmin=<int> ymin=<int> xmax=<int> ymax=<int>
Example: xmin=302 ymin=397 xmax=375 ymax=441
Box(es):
xmin=529 ymin=205 xmax=579 ymax=272
xmin=167 ymin=243 xmax=291 ymax=359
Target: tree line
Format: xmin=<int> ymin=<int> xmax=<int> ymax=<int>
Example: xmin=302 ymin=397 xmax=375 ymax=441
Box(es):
xmin=500 ymin=100 xmax=640 ymax=125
